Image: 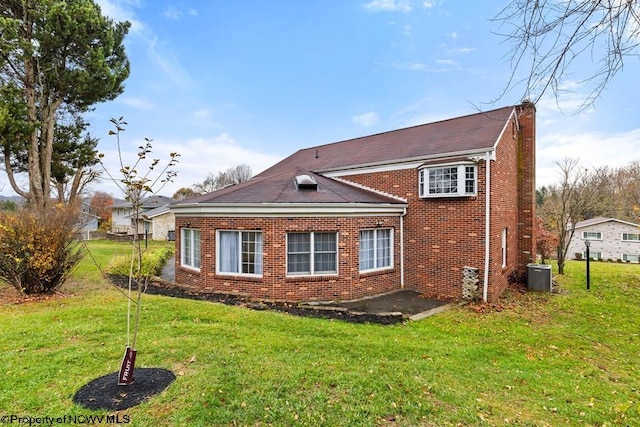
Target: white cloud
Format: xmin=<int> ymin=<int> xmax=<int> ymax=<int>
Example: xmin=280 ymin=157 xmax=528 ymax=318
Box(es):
xmin=163 ymin=6 xmax=182 ymax=20
xmin=363 ymin=0 xmax=412 ymax=13
xmin=94 ymin=0 xmax=145 ymax=34
xmin=96 ymin=0 xmax=195 ymax=90
xmin=119 ymin=96 xmax=155 ymax=110
xmin=536 ymin=128 xmax=640 ymax=187
xmin=95 ymin=133 xmax=282 ymax=197
xmin=353 ymin=112 xmax=380 ymax=127
xmin=423 ymin=1 xmax=434 ymax=8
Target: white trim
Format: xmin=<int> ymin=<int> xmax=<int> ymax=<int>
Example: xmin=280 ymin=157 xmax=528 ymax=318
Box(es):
xmin=180 ymin=228 xmax=201 ymax=271
xmin=418 ymin=164 xmax=478 ymax=198
xmin=216 ymin=230 xmax=263 ymax=277
xmin=493 ymin=107 xmax=517 ymax=151
xmin=318 ymin=149 xmax=495 ymax=177
xmin=171 ymin=203 xmax=407 ymax=217
xmin=573 ymin=217 xmax=640 ymax=230
xmin=358 ymin=228 xmax=394 ymax=273
xmin=286 ymin=231 xmax=339 ymax=277
xmin=483 ymin=151 xmax=491 ymax=302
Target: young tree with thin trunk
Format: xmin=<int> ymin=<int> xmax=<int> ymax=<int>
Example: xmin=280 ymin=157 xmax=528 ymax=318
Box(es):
xmin=99 ymin=117 xmax=179 ymax=385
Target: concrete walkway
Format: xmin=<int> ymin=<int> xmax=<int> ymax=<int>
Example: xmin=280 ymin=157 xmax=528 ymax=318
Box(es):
xmin=158 ymin=257 xmax=456 ymax=320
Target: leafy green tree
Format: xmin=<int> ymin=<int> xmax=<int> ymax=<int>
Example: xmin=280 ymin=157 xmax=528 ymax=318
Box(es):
xmin=0 ymin=0 xmax=130 ymax=210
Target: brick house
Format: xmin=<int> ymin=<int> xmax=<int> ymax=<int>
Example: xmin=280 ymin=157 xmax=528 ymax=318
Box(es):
xmin=171 ymin=102 xmax=536 ymax=302
xmin=567 ymin=217 xmax=640 ymax=262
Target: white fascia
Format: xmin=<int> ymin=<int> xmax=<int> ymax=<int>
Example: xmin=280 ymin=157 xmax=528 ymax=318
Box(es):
xmin=319 ymin=148 xmax=496 ymax=177
xmin=170 ymin=203 xmax=408 ymax=218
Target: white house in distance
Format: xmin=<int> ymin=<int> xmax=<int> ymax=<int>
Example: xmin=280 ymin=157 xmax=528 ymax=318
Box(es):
xmin=567 ymin=217 xmax=640 ymax=262
xmin=111 ymin=195 xmax=175 ymax=241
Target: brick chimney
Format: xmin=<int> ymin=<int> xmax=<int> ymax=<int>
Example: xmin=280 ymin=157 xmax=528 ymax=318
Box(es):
xmin=516 ymin=100 xmax=537 ymax=271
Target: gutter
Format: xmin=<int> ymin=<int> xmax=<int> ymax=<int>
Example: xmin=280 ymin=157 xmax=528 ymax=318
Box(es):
xmin=483 ymin=151 xmax=493 ymax=302
xmin=400 ymin=206 xmax=407 ymax=288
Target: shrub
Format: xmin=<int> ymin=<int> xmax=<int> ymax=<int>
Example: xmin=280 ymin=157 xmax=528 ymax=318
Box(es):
xmin=106 ymin=245 xmax=173 ymax=277
xmin=0 ymin=205 xmax=84 ymax=294
xmin=574 ymin=253 xmax=583 ymax=261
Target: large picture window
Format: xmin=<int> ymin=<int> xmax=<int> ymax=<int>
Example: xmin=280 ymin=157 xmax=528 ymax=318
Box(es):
xmin=181 ymin=228 xmax=201 ymax=270
xmin=419 ymin=164 xmax=477 ymax=198
xmin=287 ymin=232 xmax=337 ymax=275
xmin=359 ymin=228 xmax=392 ymax=272
xmin=217 ymin=230 xmax=263 ymax=276
xmin=582 ymin=231 xmax=602 ymax=240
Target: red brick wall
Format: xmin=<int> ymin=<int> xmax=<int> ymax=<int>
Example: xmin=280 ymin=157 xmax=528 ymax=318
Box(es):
xmin=342 ymin=104 xmax=536 ymax=302
xmin=174 ymin=103 xmax=536 ymax=303
xmin=175 ymin=215 xmax=402 ymax=302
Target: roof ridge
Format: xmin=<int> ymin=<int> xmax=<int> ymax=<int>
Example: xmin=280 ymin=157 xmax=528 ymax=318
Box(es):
xmin=331 ymin=176 xmax=408 ymax=203
xmin=298 ymin=105 xmax=517 ymax=153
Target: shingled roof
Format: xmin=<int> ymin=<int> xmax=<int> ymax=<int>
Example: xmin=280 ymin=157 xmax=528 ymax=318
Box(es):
xmin=173 ymin=105 xmax=516 ymax=208
xmin=174 ymin=167 xmax=403 ymax=205
xmin=256 ymin=105 xmax=516 ymax=178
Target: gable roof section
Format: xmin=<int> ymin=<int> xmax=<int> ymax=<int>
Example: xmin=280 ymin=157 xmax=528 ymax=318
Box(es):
xmin=256 ymin=105 xmax=516 ymax=178
xmin=573 ymin=217 xmax=640 ymax=229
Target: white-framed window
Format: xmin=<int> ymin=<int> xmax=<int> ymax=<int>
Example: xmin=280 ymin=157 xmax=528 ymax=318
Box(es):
xmin=582 ymin=231 xmax=602 ymax=240
xmin=419 ymin=164 xmax=477 ymax=198
xmin=287 ymin=232 xmax=337 ymax=276
xmin=583 ymin=251 xmax=602 ymax=260
xmin=359 ymin=228 xmax=393 ymax=272
xmin=622 ymin=254 xmax=639 ymax=263
xmin=501 ymin=227 xmax=508 ymax=268
xmin=217 ymin=230 xmax=263 ymax=276
xmin=622 ymin=233 xmax=640 ymax=242
xmin=181 ymin=228 xmax=201 ymax=270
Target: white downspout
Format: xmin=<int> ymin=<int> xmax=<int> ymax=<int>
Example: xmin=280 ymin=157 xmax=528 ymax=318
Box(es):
xmin=400 ymin=206 xmax=406 ymax=288
xmin=483 ymin=151 xmax=492 ymax=302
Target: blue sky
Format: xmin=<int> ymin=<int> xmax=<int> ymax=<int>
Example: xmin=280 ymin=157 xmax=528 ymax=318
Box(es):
xmin=3 ymin=0 xmax=639 ymax=197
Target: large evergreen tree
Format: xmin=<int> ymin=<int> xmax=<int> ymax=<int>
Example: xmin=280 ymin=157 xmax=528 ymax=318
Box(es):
xmin=0 ymin=0 xmax=130 ymax=209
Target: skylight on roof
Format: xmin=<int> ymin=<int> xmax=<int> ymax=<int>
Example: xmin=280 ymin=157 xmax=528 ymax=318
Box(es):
xmin=295 ymin=174 xmax=318 ymax=191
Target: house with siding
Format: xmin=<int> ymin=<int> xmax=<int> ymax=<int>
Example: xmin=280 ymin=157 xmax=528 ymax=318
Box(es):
xmin=567 ymin=217 xmax=640 ymax=262
xmin=170 ymin=102 xmax=537 ymax=303
xmin=111 ymin=195 xmax=174 ymax=240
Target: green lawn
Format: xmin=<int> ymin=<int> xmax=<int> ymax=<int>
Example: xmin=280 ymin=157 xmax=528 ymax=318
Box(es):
xmin=1 ymin=244 xmax=639 ymax=426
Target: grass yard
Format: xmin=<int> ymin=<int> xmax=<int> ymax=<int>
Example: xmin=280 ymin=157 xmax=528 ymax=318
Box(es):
xmin=1 ymin=242 xmax=639 ymax=426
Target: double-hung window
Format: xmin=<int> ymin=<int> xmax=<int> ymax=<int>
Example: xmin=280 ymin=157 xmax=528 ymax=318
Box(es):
xmin=217 ymin=230 xmax=263 ymax=276
xmin=287 ymin=232 xmax=337 ymax=275
xmin=622 ymin=233 xmax=640 ymax=242
xmin=419 ymin=164 xmax=477 ymax=197
xmin=359 ymin=228 xmax=392 ymax=272
xmin=181 ymin=228 xmax=201 ymax=270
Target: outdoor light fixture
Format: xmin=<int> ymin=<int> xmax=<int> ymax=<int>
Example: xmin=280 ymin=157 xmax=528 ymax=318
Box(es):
xmin=585 ymin=240 xmax=591 ymax=291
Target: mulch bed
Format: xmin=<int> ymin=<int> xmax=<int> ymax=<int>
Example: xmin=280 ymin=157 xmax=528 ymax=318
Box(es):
xmin=73 ymin=368 xmax=175 ymax=411
xmin=107 ymin=275 xmax=406 ymax=325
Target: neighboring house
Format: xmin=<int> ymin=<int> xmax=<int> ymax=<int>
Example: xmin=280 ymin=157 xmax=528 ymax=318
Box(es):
xmin=567 ymin=217 xmax=640 ymax=262
xmin=77 ymin=200 xmax=100 ymax=232
xmin=111 ymin=195 xmax=174 ymax=240
xmin=170 ymin=102 xmax=537 ymax=303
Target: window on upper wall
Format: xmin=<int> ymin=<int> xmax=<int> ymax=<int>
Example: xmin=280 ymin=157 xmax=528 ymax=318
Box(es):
xmin=181 ymin=228 xmax=201 ymax=270
xmin=217 ymin=230 xmax=263 ymax=276
xmin=582 ymin=231 xmax=602 ymax=240
xmin=287 ymin=232 xmax=337 ymax=276
xmin=418 ymin=164 xmax=477 ymax=198
xmin=359 ymin=228 xmax=393 ymax=272
xmin=622 ymin=254 xmax=639 ymax=263
xmin=622 ymin=233 xmax=640 ymax=242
